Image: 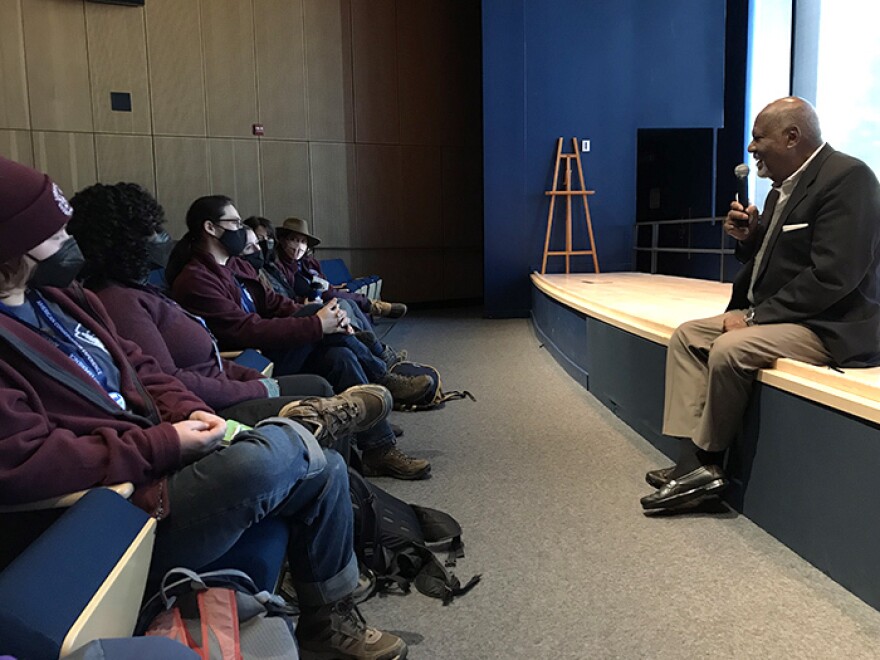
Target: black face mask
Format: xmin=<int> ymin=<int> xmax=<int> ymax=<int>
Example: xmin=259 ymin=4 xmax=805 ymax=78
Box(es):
xmin=216 ymin=226 xmax=248 ymax=257
xmin=29 ymin=237 xmax=85 ymax=288
xmin=146 ymin=231 xmax=174 ymax=269
xmin=241 ymin=251 xmax=265 ymax=272
xmin=259 ymin=238 xmax=275 ymax=262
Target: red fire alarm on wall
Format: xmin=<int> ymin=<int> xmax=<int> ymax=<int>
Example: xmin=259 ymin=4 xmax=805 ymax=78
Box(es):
xmin=252 ymin=123 xmax=264 ymax=136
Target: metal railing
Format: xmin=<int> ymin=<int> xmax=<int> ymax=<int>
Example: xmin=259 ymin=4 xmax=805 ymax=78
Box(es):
xmin=633 ymin=216 xmax=734 ymax=281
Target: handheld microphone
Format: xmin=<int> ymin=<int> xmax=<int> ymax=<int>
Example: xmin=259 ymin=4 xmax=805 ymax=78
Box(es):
xmin=734 ymin=163 xmax=750 ymax=208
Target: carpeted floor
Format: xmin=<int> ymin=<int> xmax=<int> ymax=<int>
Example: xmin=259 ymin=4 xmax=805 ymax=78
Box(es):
xmin=357 ymin=308 xmax=880 ymax=659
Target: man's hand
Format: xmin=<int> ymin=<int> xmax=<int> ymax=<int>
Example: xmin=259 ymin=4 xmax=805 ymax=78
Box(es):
xmin=316 ymin=299 xmax=351 ymax=335
xmin=722 ymin=311 xmax=749 ymax=333
xmin=174 ymin=411 xmax=227 ymax=463
xmin=724 ymin=200 xmax=759 ymax=242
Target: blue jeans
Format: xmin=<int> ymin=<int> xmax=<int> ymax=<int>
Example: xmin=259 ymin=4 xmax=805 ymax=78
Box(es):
xmin=149 ymin=420 xmax=358 ymax=607
xmin=267 ymin=336 xmax=394 ymax=452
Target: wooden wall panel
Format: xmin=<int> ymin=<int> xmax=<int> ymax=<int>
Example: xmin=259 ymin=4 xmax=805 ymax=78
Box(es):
xmin=22 ymin=0 xmax=92 ymax=132
xmin=400 ymin=145 xmax=441 ymax=247
xmin=0 ymin=130 xmax=34 ymax=167
xmin=355 ymin=144 xmax=399 ymax=248
xmin=310 ymin=142 xmax=356 ymax=246
xmin=351 ymin=0 xmax=399 ymax=144
xmin=208 ymin=138 xmax=262 ymax=219
xmin=0 ymin=1 xmax=30 ymax=130
xmin=32 ymin=131 xmax=97 ymax=198
xmin=442 ymin=0 xmax=483 ymax=148
xmin=85 ymin=3 xmax=151 ymax=135
xmin=201 ymin=0 xmax=258 ymax=138
xmin=304 ymin=0 xmax=354 ymax=142
xmin=95 ymin=134 xmax=155 ymax=193
xmin=442 ymin=147 xmax=482 ymax=248
xmin=397 ymin=0 xmax=443 ymax=146
xmin=260 ymin=140 xmax=311 ymax=225
xmin=254 ymin=0 xmax=307 ymax=141
xmin=146 ymin=0 xmax=206 ymax=136
xmin=154 ymin=137 xmax=209 ymax=236
xmin=356 ymin=248 xmax=444 ymax=302
xmin=441 ymin=247 xmax=483 ymax=299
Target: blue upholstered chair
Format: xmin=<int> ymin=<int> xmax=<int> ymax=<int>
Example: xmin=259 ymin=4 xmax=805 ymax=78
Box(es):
xmin=0 ymin=487 xmax=288 ymax=658
xmin=320 ymin=258 xmax=383 ymax=301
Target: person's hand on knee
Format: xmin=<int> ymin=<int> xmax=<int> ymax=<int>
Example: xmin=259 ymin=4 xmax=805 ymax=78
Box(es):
xmin=175 ymin=411 xmax=227 ymax=462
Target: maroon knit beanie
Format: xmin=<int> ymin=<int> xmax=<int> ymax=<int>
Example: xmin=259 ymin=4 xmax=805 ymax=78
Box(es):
xmin=0 ymin=156 xmax=73 ymax=262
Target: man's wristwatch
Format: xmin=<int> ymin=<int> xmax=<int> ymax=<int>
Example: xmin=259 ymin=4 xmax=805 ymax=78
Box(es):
xmin=743 ymin=307 xmax=756 ymax=326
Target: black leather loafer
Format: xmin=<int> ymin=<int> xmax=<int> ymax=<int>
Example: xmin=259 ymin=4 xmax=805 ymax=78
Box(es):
xmin=645 ymin=466 xmax=675 ymax=489
xmin=640 ymin=465 xmax=728 ymax=510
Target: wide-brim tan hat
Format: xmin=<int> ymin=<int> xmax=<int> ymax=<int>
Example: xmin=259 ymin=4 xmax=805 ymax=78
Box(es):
xmin=277 ymin=216 xmax=320 ymax=247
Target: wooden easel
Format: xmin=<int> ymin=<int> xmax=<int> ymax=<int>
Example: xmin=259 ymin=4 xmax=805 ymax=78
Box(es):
xmin=541 ymin=137 xmax=600 ymax=274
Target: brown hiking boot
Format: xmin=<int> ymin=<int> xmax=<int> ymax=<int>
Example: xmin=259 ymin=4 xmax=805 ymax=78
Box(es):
xmin=278 ymin=385 xmax=392 ymax=448
xmin=362 ymin=446 xmax=431 ymax=480
xmin=377 ymin=372 xmax=432 ymax=406
xmin=370 ymin=300 xmax=407 ymax=319
xmin=297 ymin=596 xmax=407 ymax=660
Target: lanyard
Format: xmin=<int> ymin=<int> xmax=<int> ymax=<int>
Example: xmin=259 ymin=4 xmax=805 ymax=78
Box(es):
xmin=189 ymin=312 xmax=224 ymax=371
xmin=28 ymin=292 xmax=126 ymax=409
xmin=145 ymin=284 xmax=224 ymax=372
xmin=237 ymin=280 xmax=257 ymax=313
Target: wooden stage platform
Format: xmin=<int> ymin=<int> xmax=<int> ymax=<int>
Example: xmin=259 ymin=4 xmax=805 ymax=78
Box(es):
xmin=531 ymin=271 xmax=880 ymax=613
xmin=532 ymin=272 xmax=880 ymax=425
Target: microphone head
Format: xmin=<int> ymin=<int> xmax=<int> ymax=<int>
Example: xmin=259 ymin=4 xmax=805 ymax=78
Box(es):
xmin=734 ymin=163 xmax=750 ymax=179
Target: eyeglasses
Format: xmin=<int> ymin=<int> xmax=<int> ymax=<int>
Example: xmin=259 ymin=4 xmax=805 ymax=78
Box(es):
xmin=216 ymin=218 xmax=244 ymax=230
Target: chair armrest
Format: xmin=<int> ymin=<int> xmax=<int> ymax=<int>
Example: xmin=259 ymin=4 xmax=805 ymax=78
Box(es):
xmin=0 ymin=483 xmax=135 ymax=513
xmin=0 ymin=489 xmax=156 ymax=658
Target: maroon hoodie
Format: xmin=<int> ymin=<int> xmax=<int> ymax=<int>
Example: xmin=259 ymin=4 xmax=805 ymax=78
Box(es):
xmin=0 ymin=286 xmax=210 ymax=514
xmin=95 ymin=283 xmax=268 ymax=410
xmin=171 ymin=251 xmax=322 ymax=351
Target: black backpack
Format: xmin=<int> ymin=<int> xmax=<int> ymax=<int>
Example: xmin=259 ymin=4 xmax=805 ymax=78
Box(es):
xmin=348 ymin=469 xmax=481 ymax=604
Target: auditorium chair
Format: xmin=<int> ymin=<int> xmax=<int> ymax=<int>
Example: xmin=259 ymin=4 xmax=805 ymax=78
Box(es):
xmin=320 ymin=258 xmax=383 ymax=301
xmin=0 ymin=484 xmax=288 ymax=658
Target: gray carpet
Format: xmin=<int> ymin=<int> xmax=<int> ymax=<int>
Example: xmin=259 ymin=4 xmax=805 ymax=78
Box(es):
xmin=359 ymin=308 xmax=880 ymax=659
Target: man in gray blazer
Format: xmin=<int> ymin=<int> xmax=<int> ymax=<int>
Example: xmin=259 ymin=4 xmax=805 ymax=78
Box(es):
xmin=642 ymin=96 xmax=880 ymax=511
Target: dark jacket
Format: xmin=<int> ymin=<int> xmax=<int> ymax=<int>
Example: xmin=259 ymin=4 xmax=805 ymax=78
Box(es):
xmin=0 ymin=286 xmax=209 ymax=512
xmin=171 ymin=251 xmax=323 ymax=352
xmin=95 ymin=283 xmax=269 ymax=410
xmin=277 ymin=253 xmax=371 ymax=313
xmin=728 ymin=145 xmax=880 ymax=366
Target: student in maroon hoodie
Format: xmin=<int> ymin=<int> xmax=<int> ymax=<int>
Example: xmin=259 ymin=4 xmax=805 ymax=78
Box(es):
xmin=167 ymin=195 xmax=431 ymax=480
xmin=67 ymin=181 xmax=334 ymax=427
xmin=0 ymin=157 xmax=408 ymax=659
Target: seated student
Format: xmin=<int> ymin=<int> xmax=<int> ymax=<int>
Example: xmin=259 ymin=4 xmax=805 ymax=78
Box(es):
xmin=274 ymin=217 xmax=407 ymax=320
xmin=239 ymin=226 xmax=405 ymax=368
xmin=0 ymin=156 xmax=407 ymax=659
xmin=243 ymin=215 xmax=296 ymax=299
xmin=67 ymin=182 xmax=333 ymax=427
xmin=167 ymin=195 xmax=431 ymax=480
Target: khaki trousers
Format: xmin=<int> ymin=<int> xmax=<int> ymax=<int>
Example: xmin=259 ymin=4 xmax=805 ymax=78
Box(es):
xmin=662 ymin=311 xmax=831 ymax=451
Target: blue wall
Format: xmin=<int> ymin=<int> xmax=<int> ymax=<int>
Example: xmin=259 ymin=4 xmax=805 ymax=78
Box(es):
xmin=483 ymin=0 xmax=727 ymax=316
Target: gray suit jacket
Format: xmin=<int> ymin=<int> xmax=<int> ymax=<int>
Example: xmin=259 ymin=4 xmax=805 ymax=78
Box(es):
xmin=728 ymin=145 xmax=880 ymax=366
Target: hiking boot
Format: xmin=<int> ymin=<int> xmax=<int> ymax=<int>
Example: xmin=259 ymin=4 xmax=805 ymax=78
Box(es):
xmin=380 ymin=344 xmax=407 ymax=368
xmin=371 ymin=300 xmax=407 ymax=319
xmin=378 ymin=372 xmax=432 ymax=405
xmin=362 ymin=446 xmax=431 ymax=480
xmin=278 ymin=385 xmax=392 ymax=448
xmin=297 ymin=596 xmax=407 ymax=660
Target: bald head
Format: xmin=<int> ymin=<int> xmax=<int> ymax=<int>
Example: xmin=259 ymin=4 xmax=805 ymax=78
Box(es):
xmin=748 ymin=97 xmax=823 ymax=184
xmin=760 ymin=97 xmax=822 ymax=149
